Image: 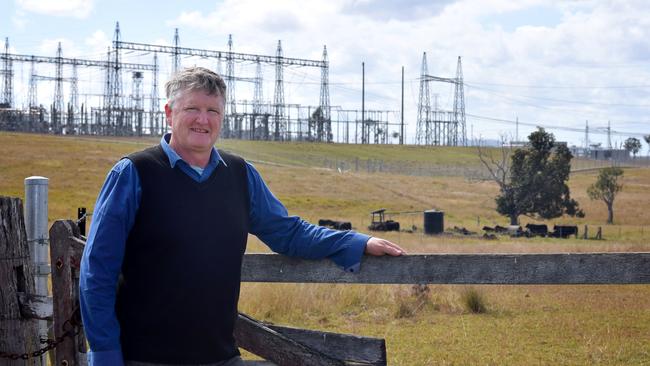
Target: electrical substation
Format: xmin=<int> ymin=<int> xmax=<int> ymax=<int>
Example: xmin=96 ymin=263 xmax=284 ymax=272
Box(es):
xmin=0 ymin=23 xmax=468 ymax=146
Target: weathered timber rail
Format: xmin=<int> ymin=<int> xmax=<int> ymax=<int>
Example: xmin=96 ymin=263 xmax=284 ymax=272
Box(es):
xmin=241 ymin=252 xmax=650 ymax=284
xmin=2 ymin=196 xmax=650 ymax=365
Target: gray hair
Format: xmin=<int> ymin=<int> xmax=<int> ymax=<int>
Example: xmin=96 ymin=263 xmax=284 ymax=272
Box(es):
xmin=165 ymin=66 xmax=227 ymax=108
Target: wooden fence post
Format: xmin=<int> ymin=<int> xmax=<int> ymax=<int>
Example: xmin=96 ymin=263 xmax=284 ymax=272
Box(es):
xmin=0 ymin=196 xmax=41 ymax=366
xmin=49 ymin=220 xmax=87 ymax=366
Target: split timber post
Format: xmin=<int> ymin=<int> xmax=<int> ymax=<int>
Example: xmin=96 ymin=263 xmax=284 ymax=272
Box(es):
xmin=49 ymin=221 xmax=86 ymax=365
xmin=0 ymin=196 xmax=41 ymax=366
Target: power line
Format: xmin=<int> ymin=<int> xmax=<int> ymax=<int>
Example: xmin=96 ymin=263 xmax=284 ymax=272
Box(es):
xmin=465 ymin=83 xmax=650 ymax=108
xmin=466 ymin=113 xmax=647 ymax=137
xmin=464 ymin=81 xmax=650 ymax=90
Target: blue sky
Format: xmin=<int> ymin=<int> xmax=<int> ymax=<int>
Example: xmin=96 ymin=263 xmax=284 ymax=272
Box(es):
xmin=1 ymin=0 xmax=649 ymax=151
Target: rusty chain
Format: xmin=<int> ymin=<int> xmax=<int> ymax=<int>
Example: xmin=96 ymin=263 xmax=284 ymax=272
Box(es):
xmin=0 ymin=307 xmax=82 ymax=361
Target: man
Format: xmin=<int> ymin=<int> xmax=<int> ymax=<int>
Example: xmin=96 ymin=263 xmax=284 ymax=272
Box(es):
xmin=80 ymin=66 xmax=405 ymax=366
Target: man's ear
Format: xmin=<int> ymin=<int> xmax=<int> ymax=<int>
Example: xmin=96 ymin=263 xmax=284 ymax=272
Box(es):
xmin=164 ymin=103 xmax=172 ymax=126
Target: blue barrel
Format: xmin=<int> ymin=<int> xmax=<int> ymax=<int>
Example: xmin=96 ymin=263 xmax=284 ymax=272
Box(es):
xmin=424 ymin=210 xmax=444 ymax=235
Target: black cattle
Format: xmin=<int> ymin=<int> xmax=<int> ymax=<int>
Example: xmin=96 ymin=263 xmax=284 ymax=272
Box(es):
xmin=483 ymin=225 xmax=509 ymax=234
xmin=525 ymin=224 xmax=548 ymax=237
xmin=318 ymin=219 xmax=352 ymax=231
xmin=494 ymin=225 xmax=509 ymax=234
xmin=552 ymin=225 xmax=578 ymax=238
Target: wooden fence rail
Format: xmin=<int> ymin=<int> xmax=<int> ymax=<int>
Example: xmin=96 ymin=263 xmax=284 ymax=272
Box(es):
xmin=2 ymin=198 xmax=650 ymax=365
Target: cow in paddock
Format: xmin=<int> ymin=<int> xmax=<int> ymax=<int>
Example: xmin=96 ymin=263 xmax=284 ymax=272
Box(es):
xmin=552 ymin=225 xmax=578 ymax=238
xmin=525 ymin=224 xmax=548 ymax=237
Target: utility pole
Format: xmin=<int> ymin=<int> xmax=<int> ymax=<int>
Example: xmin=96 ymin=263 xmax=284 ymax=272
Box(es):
xmin=361 ymin=61 xmax=365 ymax=144
xmin=584 ymin=120 xmax=589 ymax=153
xmin=607 ymin=120 xmax=612 ymax=150
xmin=515 ymin=116 xmax=519 ymax=142
xmin=400 ymin=66 xmax=404 ymax=145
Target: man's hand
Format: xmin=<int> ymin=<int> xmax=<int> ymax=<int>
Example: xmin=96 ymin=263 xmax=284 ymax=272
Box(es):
xmin=364 ymin=237 xmax=406 ymax=256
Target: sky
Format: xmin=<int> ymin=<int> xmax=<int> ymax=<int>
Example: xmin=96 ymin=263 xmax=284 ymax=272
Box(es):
xmin=1 ymin=0 xmax=649 ymax=151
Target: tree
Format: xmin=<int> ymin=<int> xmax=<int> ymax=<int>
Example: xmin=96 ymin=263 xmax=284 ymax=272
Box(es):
xmin=478 ymin=128 xmax=582 ymax=225
xmin=623 ymin=137 xmax=641 ymax=158
xmin=587 ymin=167 xmax=623 ymax=224
xmin=644 ymin=135 xmax=650 ymax=156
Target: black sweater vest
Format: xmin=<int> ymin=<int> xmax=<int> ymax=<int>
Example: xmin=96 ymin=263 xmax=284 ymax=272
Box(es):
xmin=116 ymin=145 xmax=249 ymax=364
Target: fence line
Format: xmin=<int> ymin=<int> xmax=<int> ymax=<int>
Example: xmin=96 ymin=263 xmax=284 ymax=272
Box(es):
xmin=2 ymin=197 xmax=650 ymax=365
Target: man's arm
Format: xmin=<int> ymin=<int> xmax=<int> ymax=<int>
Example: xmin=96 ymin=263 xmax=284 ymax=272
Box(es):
xmin=79 ymin=159 xmax=140 ymax=366
xmin=246 ymin=163 xmax=404 ymax=272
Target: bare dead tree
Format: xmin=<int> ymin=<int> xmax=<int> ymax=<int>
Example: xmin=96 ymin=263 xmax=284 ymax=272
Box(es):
xmin=476 ymin=134 xmax=513 ymax=191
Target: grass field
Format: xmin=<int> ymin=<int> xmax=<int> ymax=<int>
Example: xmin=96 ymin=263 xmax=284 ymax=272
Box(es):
xmin=1 ymin=132 xmax=649 ymax=365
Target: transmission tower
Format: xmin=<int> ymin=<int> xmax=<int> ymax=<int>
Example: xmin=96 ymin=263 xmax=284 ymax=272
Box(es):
xmin=253 ymin=57 xmax=263 ymax=115
xmin=70 ymin=62 xmax=79 ymax=114
xmin=273 ymin=40 xmax=285 ymax=141
xmin=150 ymin=52 xmax=160 ymax=134
xmin=108 ymin=22 xmax=123 ymax=110
xmin=53 ymin=42 xmax=64 ymax=133
xmin=172 ymin=28 xmax=180 ymax=75
xmin=416 ymin=52 xmax=430 ymax=145
xmin=319 ymin=45 xmax=331 ymax=142
xmin=28 ymin=59 xmax=37 ymax=108
xmin=1 ymin=37 xmax=13 ymax=107
xmin=225 ymin=34 xmax=236 ymax=137
xmin=453 ymin=56 xmax=466 ymax=146
xmin=417 ymin=54 xmax=466 ymax=146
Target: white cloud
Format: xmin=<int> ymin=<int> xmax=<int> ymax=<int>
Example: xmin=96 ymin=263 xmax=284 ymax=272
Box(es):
xmin=12 ymin=10 xmax=27 ymax=30
xmin=16 ymin=0 xmax=94 ymax=18
xmin=6 ymin=0 xmax=650 ymax=146
xmin=83 ymin=30 xmax=111 ymax=57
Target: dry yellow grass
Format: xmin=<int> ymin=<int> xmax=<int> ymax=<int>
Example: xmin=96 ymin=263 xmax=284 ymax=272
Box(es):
xmin=1 ymin=132 xmax=650 ymax=365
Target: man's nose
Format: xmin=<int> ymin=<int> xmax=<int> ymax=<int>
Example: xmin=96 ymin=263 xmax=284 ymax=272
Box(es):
xmin=195 ymin=110 xmax=210 ymax=124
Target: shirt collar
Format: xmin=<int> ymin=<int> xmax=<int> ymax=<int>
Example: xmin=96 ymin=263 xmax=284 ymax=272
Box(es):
xmin=160 ymin=133 xmax=227 ymax=169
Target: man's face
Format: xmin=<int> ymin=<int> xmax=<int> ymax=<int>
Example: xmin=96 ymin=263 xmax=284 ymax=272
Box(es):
xmin=165 ymin=89 xmax=225 ymax=159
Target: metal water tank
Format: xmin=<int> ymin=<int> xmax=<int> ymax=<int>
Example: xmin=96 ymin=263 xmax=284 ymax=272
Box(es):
xmin=424 ymin=210 xmax=444 ymax=235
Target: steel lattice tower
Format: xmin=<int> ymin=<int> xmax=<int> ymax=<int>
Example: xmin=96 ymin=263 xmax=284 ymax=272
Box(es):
xmin=453 ymin=56 xmax=466 ymax=146
xmin=273 ymin=40 xmax=285 ymax=141
xmin=109 ymin=22 xmax=123 ymax=110
xmin=253 ymin=57 xmax=265 ymax=139
xmin=319 ymin=45 xmax=331 ymax=142
xmin=253 ymin=57 xmax=263 ymax=115
xmin=225 ymin=34 xmax=236 ymax=137
xmin=150 ymin=52 xmax=160 ymax=134
xmin=1 ymin=37 xmax=13 ymax=107
xmin=172 ymin=28 xmax=180 ymax=75
xmin=70 ymin=62 xmax=79 ymax=114
xmin=103 ymin=47 xmax=111 ymax=109
xmin=28 ymin=59 xmax=37 ymax=108
xmin=416 ymin=52 xmax=430 ymax=145
xmin=53 ymin=42 xmax=64 ymax=132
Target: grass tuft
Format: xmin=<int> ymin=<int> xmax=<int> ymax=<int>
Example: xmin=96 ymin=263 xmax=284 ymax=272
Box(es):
xmin=461 ymin=287 xmax=488 ymax=314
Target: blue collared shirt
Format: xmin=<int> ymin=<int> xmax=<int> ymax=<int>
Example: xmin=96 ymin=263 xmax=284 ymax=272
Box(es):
xmin=79 ymin=134 xmax=369 ymax=366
